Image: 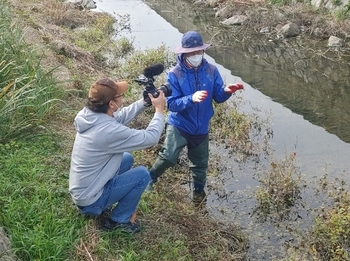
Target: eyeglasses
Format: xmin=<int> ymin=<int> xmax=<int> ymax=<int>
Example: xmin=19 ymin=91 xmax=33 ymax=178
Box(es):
xmin=108 ymin=93 xmax=124 ymax=104
xmin=113 ymin=93 xmax=124 ymax=99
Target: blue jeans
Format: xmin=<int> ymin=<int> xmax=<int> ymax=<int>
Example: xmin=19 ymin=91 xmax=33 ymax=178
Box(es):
xmin=79 ymin=152 xmax=150 ymax=223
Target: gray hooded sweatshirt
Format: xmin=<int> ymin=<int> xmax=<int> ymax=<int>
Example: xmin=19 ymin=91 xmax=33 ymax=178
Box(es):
xmin=69 ymin=99 xmax=164 ymax=206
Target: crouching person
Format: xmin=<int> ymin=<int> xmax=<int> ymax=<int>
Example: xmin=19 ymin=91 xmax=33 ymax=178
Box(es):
xmin=69 ymin=78 xmax=166 ymax=234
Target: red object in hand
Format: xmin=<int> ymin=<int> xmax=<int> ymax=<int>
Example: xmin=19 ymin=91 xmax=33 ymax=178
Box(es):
xmin=225 ymin=83 xmax=244 ymax=94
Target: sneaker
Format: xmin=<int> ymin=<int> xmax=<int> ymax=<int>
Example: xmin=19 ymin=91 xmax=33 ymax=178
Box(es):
xmin=102 ymin=219 xmax=141 ymax=234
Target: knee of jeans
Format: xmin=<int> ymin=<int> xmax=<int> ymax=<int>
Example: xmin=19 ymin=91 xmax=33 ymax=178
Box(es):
xmin=136 ymin=166 xmax=151 ymax=180
xmin=123 ymin=152 xmax=134 ymax=164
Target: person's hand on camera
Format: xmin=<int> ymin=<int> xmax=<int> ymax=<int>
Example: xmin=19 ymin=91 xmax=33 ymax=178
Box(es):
xmin=224 ymin=83 xmax=244 ymax=94
xmin=192 ymin=90 xmax=208 ymax=103
xmin=149 ymin=91 xmax=166 ymax=114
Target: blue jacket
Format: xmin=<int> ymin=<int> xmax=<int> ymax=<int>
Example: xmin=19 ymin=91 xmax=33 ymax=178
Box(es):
xmin=166 ymin=54 xmax=232 ymax=135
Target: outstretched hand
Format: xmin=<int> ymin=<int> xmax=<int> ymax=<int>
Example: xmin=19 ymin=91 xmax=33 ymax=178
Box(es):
xmin=192 ymin=90 xmax=208 ymax=103
xmin=224 ymin=83 xmax=244 ymax=94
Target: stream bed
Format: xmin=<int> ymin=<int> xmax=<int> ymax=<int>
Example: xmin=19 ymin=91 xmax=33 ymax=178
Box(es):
xmin=95 ymin=0 xmax=350 ymax=259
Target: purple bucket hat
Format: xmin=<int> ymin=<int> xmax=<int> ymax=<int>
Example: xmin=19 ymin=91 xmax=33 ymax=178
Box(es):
xmin=174 ymin=31 xmax=210 ymax=54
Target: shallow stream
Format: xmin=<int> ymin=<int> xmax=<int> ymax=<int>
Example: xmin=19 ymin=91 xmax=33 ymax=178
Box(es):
xmin=95 ymin=1 xmax=350 ymax=259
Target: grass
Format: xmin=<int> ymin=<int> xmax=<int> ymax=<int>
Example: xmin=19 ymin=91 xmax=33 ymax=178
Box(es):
xmin=308 ymin=178 xmax=350 ymax=260
xmin=3 ymin=0 xmax=350 ymax=260
xmin=0 ymin=132 xmax=247 ymax=260
xmin=1 ymin=1 xmax=248 ymax=260
xmin=0 ymin=2 xmax=64 ymax=143
xmin=114 ymin=44 xmax=175 ymax=81
xmin=0 ymin=135 xmax=84 ymax=260
xmin=210 ymin=98 xmax=251 ymax=149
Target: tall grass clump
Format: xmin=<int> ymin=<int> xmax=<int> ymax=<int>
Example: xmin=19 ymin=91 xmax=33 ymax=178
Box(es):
xmin=255 ymin=153 xmax=303 ymax=217
xmin=0 ymin=3 xmax=63 ymax=143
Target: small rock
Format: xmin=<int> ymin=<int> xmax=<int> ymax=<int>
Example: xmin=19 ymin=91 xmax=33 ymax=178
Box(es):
xmin=64 ymin=0 xmax=97 ymax=10
xmin=221 ymin=15 xmax=248 ymax=26
xmin=279 ymin=23 xmax=300 ymax=38
xmin=275 ymin=24 xmax=283 ymax=31
xmin=328 ymin=35 xmax=343 ymax=47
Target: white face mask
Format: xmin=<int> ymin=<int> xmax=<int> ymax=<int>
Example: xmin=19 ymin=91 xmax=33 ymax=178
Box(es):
xmin=115 ymin=106 xmax=122 ymax=115
xmin=186 ymin=54 xmax=203 ymax=67
xmin=112 ymin=101 xmax=122 ymax=115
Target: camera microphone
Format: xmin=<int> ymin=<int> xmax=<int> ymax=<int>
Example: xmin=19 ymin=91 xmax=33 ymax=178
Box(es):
xmin=143 ymin=64 xmax=164 ymax=78
xmin=135 ymin=64 xmax=171 ymax=107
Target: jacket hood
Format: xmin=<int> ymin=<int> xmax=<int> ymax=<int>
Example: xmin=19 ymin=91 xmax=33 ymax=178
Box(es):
xmin=74 ymin=107 xmax=111 ymax=133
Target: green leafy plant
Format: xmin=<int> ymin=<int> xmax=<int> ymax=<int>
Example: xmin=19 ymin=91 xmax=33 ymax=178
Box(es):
xmin=255 ymin=153 xmax=303 ymax=215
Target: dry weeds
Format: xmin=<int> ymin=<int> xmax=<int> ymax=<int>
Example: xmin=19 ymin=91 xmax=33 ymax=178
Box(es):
xmin=9 ymin=0 xmax=111 ymax=79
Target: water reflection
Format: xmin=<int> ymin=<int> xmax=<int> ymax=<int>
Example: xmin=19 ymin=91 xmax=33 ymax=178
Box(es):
xmin=145 ymin=0 xmax=350 ymax=143
xmin=211 ymin=41 xmax=350 ymax=143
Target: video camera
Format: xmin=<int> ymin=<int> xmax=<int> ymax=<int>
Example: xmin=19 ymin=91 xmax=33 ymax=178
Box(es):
xmin=135 ymin=64 xmax=172 ymax=107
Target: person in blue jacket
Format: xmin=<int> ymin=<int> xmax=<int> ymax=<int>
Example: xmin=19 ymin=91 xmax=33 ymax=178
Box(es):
xmin=149 ymin=31 xmax=244 ymax=200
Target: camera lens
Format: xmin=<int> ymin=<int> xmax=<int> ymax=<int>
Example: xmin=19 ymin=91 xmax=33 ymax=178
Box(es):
xmin=158 ymin=83 xmax=172 ymax=97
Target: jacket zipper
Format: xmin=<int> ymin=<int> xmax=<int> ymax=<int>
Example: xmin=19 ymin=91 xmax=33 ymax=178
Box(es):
xmin=194 ymin=68 xmax=200 ymax=133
